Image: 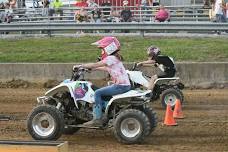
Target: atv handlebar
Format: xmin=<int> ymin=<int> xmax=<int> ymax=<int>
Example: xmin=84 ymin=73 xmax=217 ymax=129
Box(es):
xmin=131 ymin=62 xmax=141 ymax=71
xmin=71 ymin=67 xmax=91 ymax=81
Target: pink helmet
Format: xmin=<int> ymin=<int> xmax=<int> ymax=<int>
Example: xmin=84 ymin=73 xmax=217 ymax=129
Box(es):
xmin=147 ymin=46 xmax=160 ymax=58
xmin=91 ymin=36 xmax=121 ymax=55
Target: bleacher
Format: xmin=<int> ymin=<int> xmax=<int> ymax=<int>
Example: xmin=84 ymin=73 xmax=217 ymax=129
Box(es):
xmin=2 ymin=4 xmax=225 ymax=36
xmin=7 ymin=5 xmax=210 ymax=23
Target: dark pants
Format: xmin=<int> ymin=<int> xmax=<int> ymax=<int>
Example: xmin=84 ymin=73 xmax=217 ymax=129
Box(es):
xmin=49 ymin=9 xmax=63 ymax=20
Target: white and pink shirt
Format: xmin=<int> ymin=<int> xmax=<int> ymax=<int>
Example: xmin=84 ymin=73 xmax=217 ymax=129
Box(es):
xmin=102 ymin=56 xmax=130 ymax=86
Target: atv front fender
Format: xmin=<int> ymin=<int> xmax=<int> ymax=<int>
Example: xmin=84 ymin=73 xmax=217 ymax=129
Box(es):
xmin=44 ymin=84 xmax=78 ymax=108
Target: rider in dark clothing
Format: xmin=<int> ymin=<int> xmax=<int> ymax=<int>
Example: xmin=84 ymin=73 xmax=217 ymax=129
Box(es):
xmin=154 ymin=55 xmax=176 ymax=78
xmin=137 ymin=46 xmax=176 ymax=90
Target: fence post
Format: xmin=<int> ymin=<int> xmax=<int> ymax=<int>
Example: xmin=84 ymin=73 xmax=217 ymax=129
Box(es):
xmin=47 ymin=30 xmax=51 ymax=37
xmin=140 ymin=30 xmax=144 ymax=37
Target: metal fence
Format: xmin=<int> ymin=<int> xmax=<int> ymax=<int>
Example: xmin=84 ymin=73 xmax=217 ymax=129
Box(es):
xmin=1 ymin=22 xmax=228 ymax=36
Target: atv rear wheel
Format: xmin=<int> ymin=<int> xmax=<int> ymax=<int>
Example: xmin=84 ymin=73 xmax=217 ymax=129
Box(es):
xmin=113 ymin=109 xmax=150 ymax=144
xmin=27 ymin=105 xmax=64 ymax=140
xmin=161 ymin=88 xmax=183 ymax=108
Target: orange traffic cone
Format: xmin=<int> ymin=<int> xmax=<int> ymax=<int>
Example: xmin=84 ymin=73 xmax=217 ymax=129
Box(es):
xmin=173 ymin=99 xmax=184 ymax=119
xmin=163 ymin=104 xmax=177 ymax=126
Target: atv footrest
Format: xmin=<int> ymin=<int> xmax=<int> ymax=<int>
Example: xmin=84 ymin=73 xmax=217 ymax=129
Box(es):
xmin=68 ymin=124 xmax=101 ymax=129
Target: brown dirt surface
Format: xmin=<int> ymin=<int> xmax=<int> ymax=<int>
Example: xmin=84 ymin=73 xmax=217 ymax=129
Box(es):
xmin=0 ymin=88 xmax=227 ymax=152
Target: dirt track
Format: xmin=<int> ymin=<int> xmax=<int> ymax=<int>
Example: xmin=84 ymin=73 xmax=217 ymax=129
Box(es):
xmin=0 ymin=88 xmax=227 ymax=152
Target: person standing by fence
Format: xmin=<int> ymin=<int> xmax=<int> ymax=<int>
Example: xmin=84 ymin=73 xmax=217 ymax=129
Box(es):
xmin=224 ymin=0 xmax=228 ymax=21
xmin=214 ymin=0 xmax=226 ymax=22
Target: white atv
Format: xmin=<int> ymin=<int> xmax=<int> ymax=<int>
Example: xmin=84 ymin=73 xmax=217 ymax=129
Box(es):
xmin=27 ymin=67 xmax=157 ymax=144
xmin=127 ymin=63 xmax=184 ymax=108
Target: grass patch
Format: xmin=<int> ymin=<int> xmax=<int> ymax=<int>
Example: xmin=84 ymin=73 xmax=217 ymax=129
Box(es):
xmin=0 ymin=36 xmax=228 ymax=63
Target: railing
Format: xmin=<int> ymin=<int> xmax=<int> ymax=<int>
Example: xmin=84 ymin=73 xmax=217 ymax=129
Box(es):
xmin=0 ymin=22 xmax=227 ymax=36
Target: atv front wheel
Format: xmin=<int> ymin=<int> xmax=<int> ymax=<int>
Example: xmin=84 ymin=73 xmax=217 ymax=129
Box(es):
xmin=113 ymin=109 xmax=150 ymax=144
xmin=142 ymin=106 xmax=157 ymax=136
xmin=27 ymin=105 xmax=64 ymax=140
xmin=161 ymin=88 xmax=183 ymax=108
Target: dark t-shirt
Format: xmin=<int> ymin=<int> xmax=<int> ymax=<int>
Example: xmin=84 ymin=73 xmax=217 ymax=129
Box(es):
xmin=121 ymin=9 xmax=132 ymax=22
xmin=154 ymin=55 xmax=176 ymax=78
xmin=155 ymin=55 xmax=175 ymax=71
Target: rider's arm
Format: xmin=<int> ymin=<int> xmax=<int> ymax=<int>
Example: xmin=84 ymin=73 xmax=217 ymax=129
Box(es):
xmin=95 ymin=67 xmax=108 ymax=71
xmin=81 ymin=61 xmax=107 ymax=69
xmin=138 ymin=59 xmax=156 ymax=66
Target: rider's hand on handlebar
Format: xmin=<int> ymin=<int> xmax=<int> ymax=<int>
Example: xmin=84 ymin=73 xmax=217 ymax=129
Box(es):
xmin=73 ymin=65 xmax=82 ymax=71
xmin=137 ymin=62 xmax=143 ymax=67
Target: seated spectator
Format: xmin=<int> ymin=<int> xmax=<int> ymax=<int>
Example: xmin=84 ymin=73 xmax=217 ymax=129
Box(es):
xmin=74 ymin=7 xmax=88 ymax=23
xmin=101 ymin=0 xmax=111 ymax=17
xmin=91 ymin=5 xmax=103 ymax=23
xmin=154 ymin=5 xmax=170 ymax=22
xmin=49 ymin=0 xmax=63 ymax=20
xmin=75 ymin=0 xmax=88 ymax=8
xmin=120 ymin=0 xmax=132 ymax=22
xmin=4 ymin=2 xmax=13 ymax=23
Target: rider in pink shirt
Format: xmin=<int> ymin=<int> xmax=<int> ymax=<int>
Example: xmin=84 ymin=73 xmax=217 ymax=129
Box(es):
xmin=102 ymin=55 xmax=130 ymax=85
xmin=74 ymin=37 xmax=131 ymax=127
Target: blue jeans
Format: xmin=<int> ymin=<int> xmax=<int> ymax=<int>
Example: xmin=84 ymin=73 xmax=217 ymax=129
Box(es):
xmin=93 ymin=84 xmax=131 ymax=119
xmin=216 ymin=14 xmax=226 ymax=22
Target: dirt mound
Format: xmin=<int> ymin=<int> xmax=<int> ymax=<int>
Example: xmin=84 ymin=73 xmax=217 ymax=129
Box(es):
xmin=0 ymin=79 xmax=38 ymax=88
xmin=43 ymin=80 xmax=60 ymax=88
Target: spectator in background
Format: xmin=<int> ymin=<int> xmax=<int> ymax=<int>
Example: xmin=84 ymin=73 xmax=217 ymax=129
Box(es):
xmin=101 ymin=0 xmax=111 ymax=17
xmin=0 ymin=3 xmax=5 ymax=23
xmin=74 ymin=7 xmax=88 ymax=34
xmin=4 ymin=2 xmax=13 ymax=23
xmin=91 ymin=5 xmax=103 ymax=23
xmin=224 ymin=0 xmax=228 ymax=21
xmin=120 ymin=0 xmax=132 ymax=22
xmin=214 ymin=0 xmax=226 ymax=22
xmin=49 ymin=0 xmax=63 ymax=20
xmin=154 ymin=5 xmax=170 ymax=22
xmin=41 ymin=0 xmax=49 ymax=16
xmin=74 ymin=7 xmax=88 ymax=23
